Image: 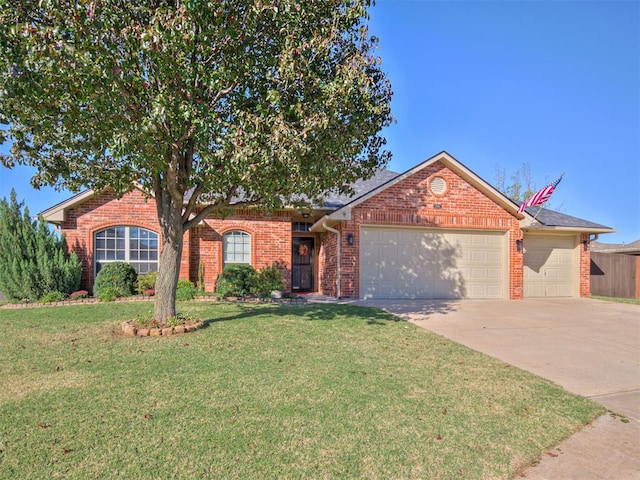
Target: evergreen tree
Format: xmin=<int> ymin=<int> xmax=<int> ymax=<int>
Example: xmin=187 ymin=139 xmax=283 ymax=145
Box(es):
xmin=0 ymin=190 xmax=81 ymax=301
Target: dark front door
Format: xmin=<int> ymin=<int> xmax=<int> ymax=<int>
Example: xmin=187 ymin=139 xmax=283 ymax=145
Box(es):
xmin=292 ymin=237 xmax=314 ymax=292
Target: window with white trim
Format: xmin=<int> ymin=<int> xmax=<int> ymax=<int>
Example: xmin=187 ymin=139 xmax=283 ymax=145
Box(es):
xmin=223 ymin=230 xmax=251 ymax=266
xmin=94 ymin=226 xmax=159 ymax=274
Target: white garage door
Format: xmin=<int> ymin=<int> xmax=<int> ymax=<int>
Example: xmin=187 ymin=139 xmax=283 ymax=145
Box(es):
xmin=360 ymin=227 xmax=506 ymax=300
xmin=523 ymin=236 xmax=576 ymax=297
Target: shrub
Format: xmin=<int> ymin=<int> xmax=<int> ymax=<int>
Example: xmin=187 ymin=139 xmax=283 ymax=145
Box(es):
xmin=0 ymin=190 xmax=81 ymax=301
xmin=251 ymin=264 xmax=286 ymax=297
xmin=216 ymin=264 xmax=256 ymax=298
xmin=176 ymin=279 xmax=196 ymax=301
xmin=98 ymin=287 xmax=120 ymax=302
xmin=137 ymin=271 xmax=157 ymax=294
xmin=69 ymin=290 xmax=89 ymax=300
xmin=40 ymin=291 xmax=66 ymax=303
xmin=93 ymin=262 xmax=137 ymax=298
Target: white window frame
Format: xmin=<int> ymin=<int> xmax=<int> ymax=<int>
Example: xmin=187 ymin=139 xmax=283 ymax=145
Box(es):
xmin=94 ymin=226 xmax=159 ymax=275
xmin=223 ymin=230 xmax=251 ymax=266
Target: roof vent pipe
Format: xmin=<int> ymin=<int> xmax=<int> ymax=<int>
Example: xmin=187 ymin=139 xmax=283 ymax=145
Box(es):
xmin=322 ymin=221 xmax=341 ymax=299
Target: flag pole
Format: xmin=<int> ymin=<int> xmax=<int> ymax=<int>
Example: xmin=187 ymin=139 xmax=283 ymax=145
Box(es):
xmin=531 ymin=204 xmax=545 ymax=222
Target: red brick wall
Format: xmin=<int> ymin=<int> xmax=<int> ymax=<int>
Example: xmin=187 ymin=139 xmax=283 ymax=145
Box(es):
xmin=189 ymin=209 xmax=292 ymax=292
xmin=580 ymin=233 xmax=591 ymax=297
xmin=322 ymin=162 xmax=523 ymax=299
xmin=60 ymin=190 xmax=293 ymax=295
xmin=318 ymin=230 xmax=338 ymax=297
xmin=60 ymin=189 xmax=170 ymax=292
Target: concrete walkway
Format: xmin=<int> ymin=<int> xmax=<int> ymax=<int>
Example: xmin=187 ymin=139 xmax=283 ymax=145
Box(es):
xmin=359 ymin=297 xmax=640 ymax=479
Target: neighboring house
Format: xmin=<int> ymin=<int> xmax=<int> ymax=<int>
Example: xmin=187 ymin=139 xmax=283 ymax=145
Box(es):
xmin=591 ymin=240 xmax=640 ymax=256
xmin=40 ymin=151 xmax=615 ymax=299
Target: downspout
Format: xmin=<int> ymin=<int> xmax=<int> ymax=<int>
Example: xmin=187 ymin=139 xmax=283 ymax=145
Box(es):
xmin=322 ymin=221 xmax=341 ymax=299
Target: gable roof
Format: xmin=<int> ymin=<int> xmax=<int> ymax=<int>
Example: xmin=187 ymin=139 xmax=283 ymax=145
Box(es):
xmin=41 ymin=150 xmax=615 ymax=236
xmin=312 ymin=150 xmax=615 ymax=234
xmin=312 ymin=151 xmax=523 ymax=230
xmin=39 ymin=189 xmax=99 ymax=224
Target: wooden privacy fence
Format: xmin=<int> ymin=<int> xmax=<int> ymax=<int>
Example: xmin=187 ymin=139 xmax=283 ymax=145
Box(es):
xmin=590 ymin=252 xmax=640 ymax=299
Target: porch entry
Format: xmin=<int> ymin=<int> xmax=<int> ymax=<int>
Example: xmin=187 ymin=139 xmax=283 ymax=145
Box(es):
xmin=292 ymin=237 xmax=314 ymax=292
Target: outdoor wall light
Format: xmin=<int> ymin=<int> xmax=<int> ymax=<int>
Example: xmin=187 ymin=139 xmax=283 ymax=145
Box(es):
xmin=347 ymin=233 xmax=354 ymax=246
xmin=516 ymin=239 xmax=523 ymax=252
xmin=301 ymin=212 xmax=310 ymax=219
xmin=582 ymin=239 xmax=589 ymax=251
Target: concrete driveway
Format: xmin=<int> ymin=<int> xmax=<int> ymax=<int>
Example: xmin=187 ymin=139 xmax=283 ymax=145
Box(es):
xmin=359 ymin=297 xmax=640 ymax=479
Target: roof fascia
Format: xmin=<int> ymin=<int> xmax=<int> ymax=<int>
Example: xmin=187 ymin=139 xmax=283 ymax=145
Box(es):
xmin=39 ymin=189 xmax=96 ymax=224
xmin=521 ymin=225 xmax=617 ymax=234
xmin=40 ymin=183 xmax=152 ymax=225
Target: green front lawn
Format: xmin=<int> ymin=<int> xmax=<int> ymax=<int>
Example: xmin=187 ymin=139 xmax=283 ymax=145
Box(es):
xmin=0 ymin=302 xmax=603 ymax=479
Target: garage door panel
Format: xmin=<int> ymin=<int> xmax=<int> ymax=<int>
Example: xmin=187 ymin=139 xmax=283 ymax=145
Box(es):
xmin=360 ymin=227 xmax=506 ymax=300
xmin=524 ymin=236 xmax=576 ymax=297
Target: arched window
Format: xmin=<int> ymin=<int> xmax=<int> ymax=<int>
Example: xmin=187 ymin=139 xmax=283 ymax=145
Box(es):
xmin=95 ymin=226 xmax=159 ymax=274
xmin=223 ymin=230 xmax=251 ymax=266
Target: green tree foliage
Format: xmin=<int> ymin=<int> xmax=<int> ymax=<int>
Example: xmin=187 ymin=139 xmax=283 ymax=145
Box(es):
xmin=0 ymin=190 xmax=81 ymax=301
xmin=0 ymin=0 xmax=393 ymax=322
xmin=494 ymin=163 xmax=535 ymax=202
xmin=494 ymin=162 xmax=564 ymax=211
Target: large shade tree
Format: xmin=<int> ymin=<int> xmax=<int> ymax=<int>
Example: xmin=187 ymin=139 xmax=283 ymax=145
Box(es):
xmin=0 ymin=0 xmax=393 ymax=322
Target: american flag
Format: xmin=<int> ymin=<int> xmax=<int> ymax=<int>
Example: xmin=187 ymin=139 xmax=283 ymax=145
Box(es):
xmin=517 ymin=175 xmax=563 ymax=214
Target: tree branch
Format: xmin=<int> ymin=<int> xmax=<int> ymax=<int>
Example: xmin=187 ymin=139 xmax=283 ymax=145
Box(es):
xmin=181 ymin=179 xmax=203 ymax=224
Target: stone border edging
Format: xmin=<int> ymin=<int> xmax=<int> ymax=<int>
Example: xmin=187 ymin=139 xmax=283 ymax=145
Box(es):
xmin=1 ymin=294 xmax=309 ymax=309
xmin=121 ymin=320 xmax=205 ymax=337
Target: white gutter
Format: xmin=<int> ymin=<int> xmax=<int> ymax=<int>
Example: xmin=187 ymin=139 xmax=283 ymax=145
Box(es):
xmin=322 ymin=221 xmax=341 ymax=299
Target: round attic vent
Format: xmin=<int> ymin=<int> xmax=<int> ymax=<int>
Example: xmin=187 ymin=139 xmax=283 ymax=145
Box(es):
xmin=429 ymin=176 xmax=447 ymax=195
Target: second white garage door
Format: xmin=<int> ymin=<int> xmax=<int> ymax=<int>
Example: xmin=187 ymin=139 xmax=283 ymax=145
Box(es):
xmin=523 ymin=236 xmax=576 ymax=297
xmin=360 ymin=227 xmax=507 ymax=300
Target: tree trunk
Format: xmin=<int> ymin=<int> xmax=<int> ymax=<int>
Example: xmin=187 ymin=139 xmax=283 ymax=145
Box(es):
xmin=153 ymin=193 xmax=185 ymax=325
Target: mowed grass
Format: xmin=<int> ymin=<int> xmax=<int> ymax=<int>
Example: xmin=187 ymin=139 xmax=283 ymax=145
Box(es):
xmin=0 ymin=302 xmax=603 ymax=479
xmin=591 ymin=295 xmax=640 ymax=305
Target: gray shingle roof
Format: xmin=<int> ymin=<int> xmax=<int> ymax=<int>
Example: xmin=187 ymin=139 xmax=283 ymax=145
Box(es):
xmin=591 ymin=239 xmax=640 ymax=253
xmin=517 ymin=203 xmax=613 ymax=230
xmin=319 ymin=168 xmax=400 ymax=208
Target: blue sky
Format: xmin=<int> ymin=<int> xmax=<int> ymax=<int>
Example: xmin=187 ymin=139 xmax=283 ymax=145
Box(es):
xmin=1 ymin=0 xmax=638 ymax=243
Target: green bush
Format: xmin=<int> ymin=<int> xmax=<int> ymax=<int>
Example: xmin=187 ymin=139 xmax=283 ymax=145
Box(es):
xmin=251 ymin=264 xmax=286 ymax=297
xmin=176 ymin=279 xmax=196 ymax=301
xmin=137 ymin=271 xmax=157 ymax=294
xmin=98 ymin=287 xmax=120 ymax=302
xmin=93 ymin=262 xmax=137 ymax=298
xmin=39 ymin=291 xmax=66 ymax=303
xmin=216 ymin=264 xmax=256 ymax=298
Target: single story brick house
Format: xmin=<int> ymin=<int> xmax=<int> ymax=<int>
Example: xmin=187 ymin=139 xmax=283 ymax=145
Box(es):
xmin=41 ymin=151 xmax=614 ymax=299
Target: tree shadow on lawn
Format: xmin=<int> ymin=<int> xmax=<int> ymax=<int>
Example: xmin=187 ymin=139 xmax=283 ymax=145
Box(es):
xmin=197 ymin=303 xmax=402 ymax=327
xmin=357 ymin=299 xmax=460 ymax=321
